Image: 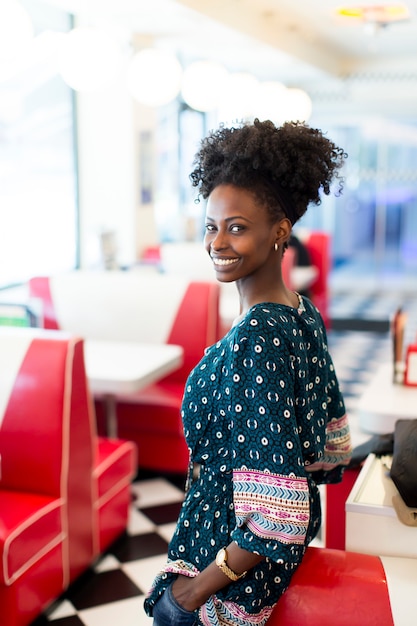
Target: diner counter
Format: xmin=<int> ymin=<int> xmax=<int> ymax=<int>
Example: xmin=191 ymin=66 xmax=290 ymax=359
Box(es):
xmin=358 ymin=363 xmax=417 ymax=434
xmin=346 ymin=453 xmax=417 ymax=558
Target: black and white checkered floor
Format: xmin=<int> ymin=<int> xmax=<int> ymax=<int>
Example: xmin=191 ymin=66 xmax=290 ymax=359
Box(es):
xmin=33 ymin=475 xmax=185 ymax=626
xmin=33 ymin=288 xmax=417 ymax=626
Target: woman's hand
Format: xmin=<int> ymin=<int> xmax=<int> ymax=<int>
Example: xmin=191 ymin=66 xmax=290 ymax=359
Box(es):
xmin=171 ymin=543 xmax=264 ymax=612
xmin=171 ymin=574 xmax=204 ymax=612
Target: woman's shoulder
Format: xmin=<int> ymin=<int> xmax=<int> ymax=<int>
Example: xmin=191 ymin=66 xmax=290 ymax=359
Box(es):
xmin=234 ymin=300 xmax=305 ymax=329
xmin=229 ymin=298 xmax=324 ymax=342
xmin=227 ymin=303 xmax=295 ymax=349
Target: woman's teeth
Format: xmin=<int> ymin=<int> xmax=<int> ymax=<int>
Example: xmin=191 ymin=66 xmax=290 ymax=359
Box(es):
xmin=213 ymin=258 xmax=239 ymax=266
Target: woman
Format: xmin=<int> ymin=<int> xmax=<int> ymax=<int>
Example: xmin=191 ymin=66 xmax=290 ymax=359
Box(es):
xmin=144 ymin=119 xmax=352 ymax=626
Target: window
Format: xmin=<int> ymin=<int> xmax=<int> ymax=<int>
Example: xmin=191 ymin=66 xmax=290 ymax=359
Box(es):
xmin=0 ymin=0 xmax=77 ymax=287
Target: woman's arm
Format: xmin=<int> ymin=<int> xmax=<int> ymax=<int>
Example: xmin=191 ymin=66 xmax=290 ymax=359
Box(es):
xmin=171 ymin=542 xmax=264 ymax=611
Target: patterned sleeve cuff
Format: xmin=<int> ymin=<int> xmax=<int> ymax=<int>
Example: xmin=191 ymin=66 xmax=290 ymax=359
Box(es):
xmin=305 ymin=413 xmax=352 ymax=474
xmin=232 ymin=469 xmax=310 ymax=546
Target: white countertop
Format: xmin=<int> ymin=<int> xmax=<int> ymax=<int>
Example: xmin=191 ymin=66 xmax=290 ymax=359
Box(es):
xmin=358 ymin=363 xmax=417 ymax=434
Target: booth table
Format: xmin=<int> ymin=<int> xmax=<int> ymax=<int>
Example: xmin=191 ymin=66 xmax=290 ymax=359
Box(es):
xmin=84 ymin=340 xmax=183 ymax=438
xmin=357 ymin=363 xmax=417 ymax=434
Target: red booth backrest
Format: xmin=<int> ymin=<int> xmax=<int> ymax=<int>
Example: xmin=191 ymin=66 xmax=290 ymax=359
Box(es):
xmin=163 ymin=280 xmax=220 ymax=382
xmin=0 ymin=327 xmax=137 ymax=624
xmin=0 ymin=328 xmax=96 ymax=586
xmin=0 ymin=330 xmax=77 ymax=498
xmin=304 ymin=231 xmax=331 ymax=325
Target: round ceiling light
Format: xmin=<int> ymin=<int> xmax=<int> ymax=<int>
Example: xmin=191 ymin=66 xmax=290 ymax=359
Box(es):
xmin=281 ymin=88 xmax=313 ymax=123
xmin=0 ymin=0 xmax=34 ymax=62
xmin=253 ymin=80 xmax=288 ymax=123
xmin=217 ymin=72 xmax=260 ymax=122
xmin=181 ymin=60 xmax=229 ymax=112
xmin=58 ymin=27 xmax=124 ymax=92
xmin=127 ymin=48 xmax=182 ymax=107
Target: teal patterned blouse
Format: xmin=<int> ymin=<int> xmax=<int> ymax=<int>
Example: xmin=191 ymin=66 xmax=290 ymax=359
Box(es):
xmin=144 ymin=296 xmax=351 ymax=626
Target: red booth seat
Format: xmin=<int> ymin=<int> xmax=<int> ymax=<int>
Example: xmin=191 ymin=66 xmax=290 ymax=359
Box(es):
xmin=29 ymin=271 xmax=221 ymax=474
xmin=0 ymin=327 xmax=136 ymax=626
xmin=268 ymin=546 xmax=416 ymax=625
xmin=93 ymin=437 xmax=138 ymax=552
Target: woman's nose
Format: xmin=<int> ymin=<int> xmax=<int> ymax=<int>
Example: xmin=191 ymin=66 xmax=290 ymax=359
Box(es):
xmin=210 ymin=230 xmax=227 ymax=250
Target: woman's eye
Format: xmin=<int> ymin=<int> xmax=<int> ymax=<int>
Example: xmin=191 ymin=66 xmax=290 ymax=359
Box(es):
xmin=205 ymin=224 xmax=216 ymax=232
xmin=230 ymin=224 xmax=244 ymax=233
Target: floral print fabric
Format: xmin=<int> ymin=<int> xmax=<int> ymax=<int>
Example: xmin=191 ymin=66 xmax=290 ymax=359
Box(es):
xmin=144 ymin=297 xmax=351 ymax=625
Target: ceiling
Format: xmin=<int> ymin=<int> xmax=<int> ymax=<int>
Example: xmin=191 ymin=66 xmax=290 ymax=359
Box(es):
xmin=17 ymin=0 xmax=417 ymax=122
xmin=38 ymin=0 xmax=417 ymax=73
xmin=176 ymin=0 xmax=417 ymax=77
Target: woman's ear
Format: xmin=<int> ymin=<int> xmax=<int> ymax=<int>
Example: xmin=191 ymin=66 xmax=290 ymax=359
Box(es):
xmin=274 ymin=218 xmax=292 ymax=247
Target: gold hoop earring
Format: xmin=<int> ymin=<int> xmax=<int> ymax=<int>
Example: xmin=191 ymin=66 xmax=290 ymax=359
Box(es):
xmin=274 ymin=243 xmax=278 ymax=252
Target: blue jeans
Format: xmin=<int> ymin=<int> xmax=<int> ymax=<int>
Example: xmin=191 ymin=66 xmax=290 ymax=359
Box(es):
xmin=153 ymin=582 xmax=197 ymax=626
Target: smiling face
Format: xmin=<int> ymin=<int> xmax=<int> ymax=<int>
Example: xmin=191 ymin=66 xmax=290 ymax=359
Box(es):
xmin=204 ymin=184 xmax=289 ymax=285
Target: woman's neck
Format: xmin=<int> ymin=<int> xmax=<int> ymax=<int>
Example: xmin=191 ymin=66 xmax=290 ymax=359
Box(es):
xmin=236 ymin=280 xmax=299 ymax=315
